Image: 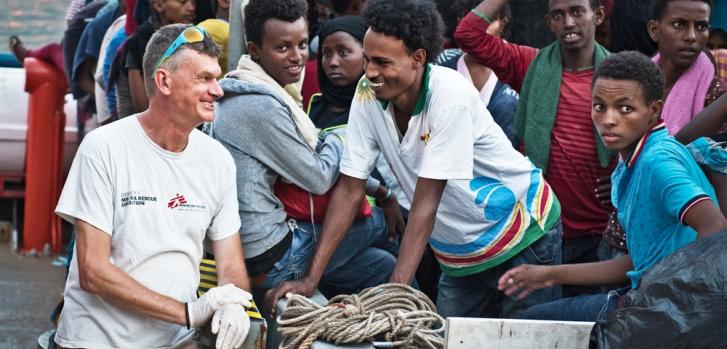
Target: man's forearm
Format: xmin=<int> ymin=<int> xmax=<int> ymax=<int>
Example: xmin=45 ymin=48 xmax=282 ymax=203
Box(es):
xmin=305 ymin=175 xmax=367 ymax=283
xmin=218 ymin=266 xmax=251 ymax=292
xmin=549 ymin=255 xmax=632 ymax=286
xmin=389 ymin=208 xmax=436 ymax=284
xmin=128 ymin=68 xmax=149 ymax=113
xmin=675 ymin=93 xmax=727 ymax=144
xmin=83 ymin=261 xmax=187 ymax=325
xmin=213 ymin=234 xmax=252 ymax=291
xmin=389 ymin=178 xmax=447 ymax=284
xmin=76 ymin=220 xmax=187 ymax=325
xmin=78 ymin=59 xmax=97 ymax=97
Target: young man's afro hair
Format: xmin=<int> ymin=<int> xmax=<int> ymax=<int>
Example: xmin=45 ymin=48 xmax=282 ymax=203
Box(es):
xmin=363 ymin=0 xmax=445 ymax=62
xmin=593 ymin=50 xmax=665 ymax=104
xmin=244 ymin=0 xmax=308 ymax=46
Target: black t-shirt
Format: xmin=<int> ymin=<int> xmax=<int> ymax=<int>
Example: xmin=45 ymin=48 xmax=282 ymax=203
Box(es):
xmin=124 ymin=19 xmax=157 ymax=71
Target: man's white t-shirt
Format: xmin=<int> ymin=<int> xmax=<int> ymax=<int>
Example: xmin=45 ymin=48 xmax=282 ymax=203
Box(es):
xmin=54 ymin=115 xmax=241 ymax=349
xmin=341 ymin=65 xmax=560 ymax=277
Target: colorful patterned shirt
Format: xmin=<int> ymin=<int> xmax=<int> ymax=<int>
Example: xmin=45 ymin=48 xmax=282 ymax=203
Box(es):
xmin=341 ymin=65 xmax=560 ymax=276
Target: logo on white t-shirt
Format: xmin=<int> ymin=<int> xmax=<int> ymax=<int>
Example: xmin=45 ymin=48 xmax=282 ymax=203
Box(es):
xmin=167 ymin=193 xmax=206 ymax=212
xmin=167 ymin=193 xmax=187 ymax=209
xmin=120 ymin=191 xmax=158 ymax=207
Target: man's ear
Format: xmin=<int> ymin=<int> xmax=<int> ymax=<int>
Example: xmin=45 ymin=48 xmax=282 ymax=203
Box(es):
xmin=412 ymin=48 xmax=426 ymax=69
xmin=545 ymin=14 xmax=554 ymax=33
xmin=153 ymin=69 xmax=173 ymax=96
xmin=647 ymin=20 xmax=660 ymax=43
xmin=649 ymin=99 xmax=664 ymax=123
xmin=352 ymin=0 xmax=366 ymax=14
xmin=246 ymin=41 xmax=259 ymax=60
xmin=593 ymin=5 xmax=605 ymax=26
xmin=152 ymin=0 xmax=164 ymax=14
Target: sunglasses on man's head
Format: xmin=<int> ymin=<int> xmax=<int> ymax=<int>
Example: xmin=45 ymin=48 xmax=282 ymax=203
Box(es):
xmin=152 ymin=26 xmax=207 ymax=78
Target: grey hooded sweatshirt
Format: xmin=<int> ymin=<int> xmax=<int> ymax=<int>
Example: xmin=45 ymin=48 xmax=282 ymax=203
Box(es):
xmin=212 ymin=78 xmax=343 ymax=263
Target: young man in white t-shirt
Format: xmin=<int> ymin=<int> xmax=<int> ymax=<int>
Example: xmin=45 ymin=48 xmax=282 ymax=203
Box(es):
xmin=269 ymin=0 xmax=564 ymax=318
xmin=54 ymin=24 xmax=252 ymax=349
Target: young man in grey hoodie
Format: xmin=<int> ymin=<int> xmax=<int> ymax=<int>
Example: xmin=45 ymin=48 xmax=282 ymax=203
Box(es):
xmin=212 ymin=0 xmax=401 ymax=312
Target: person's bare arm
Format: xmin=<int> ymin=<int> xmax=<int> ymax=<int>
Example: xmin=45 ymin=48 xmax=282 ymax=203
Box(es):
xmin=497 ymin=255 xmax=633 ymax=299
xmin=682 ymin=199 xmax=727 ymax=239
xmin=674 ymin=93 xmax=727 ymax=144
xmin=265 ymin=174 xmax=367 ymax=313
xmin=389 ymin=177 xmax=447 ymax=284
xmin=128 ymin=68 xmax=149 ymax=112
xmin=77 ymin=58 xmax=97 ymax=97
xmin=75 ymin=219 xmax=187 ymax=325
xmin=211 ymin=233 xmax=251 ymax=291
xmin=454 ymin=0 xmax=537 ymax=91
xmin=472 ymin=0 xmax=509 ymax=20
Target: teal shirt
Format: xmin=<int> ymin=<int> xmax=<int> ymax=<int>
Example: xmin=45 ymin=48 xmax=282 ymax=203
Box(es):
xmin=611 ymin=124 xmax=716 ymax=289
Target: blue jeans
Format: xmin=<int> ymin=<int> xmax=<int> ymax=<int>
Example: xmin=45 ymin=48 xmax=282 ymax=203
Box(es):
xmin=257 ymin=207 xmax=398 ymax=293
xmin=518 ymin=286 xmax=630 ymax=322
xmin=436 ymin=220 xmax=563 ymax=318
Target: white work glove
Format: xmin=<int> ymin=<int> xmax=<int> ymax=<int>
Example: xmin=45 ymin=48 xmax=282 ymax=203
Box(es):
xmin=211 ymin=303 xmax=250 ymax=349
xmin=187 ymin=284 xmax=252 ymax=328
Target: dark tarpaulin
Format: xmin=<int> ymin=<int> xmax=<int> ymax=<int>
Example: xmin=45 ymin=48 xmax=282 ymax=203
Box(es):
xmin=592 ymin=231 xmax=727 ymax=349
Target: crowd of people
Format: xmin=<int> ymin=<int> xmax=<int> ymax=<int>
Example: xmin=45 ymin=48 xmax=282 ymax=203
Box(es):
xmin=9 ymin=0 xmax=727 ymax=348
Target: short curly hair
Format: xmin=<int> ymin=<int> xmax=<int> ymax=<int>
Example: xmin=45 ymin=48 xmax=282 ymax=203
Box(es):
xmin=363 ymin=0 xmax=444 ymax=62
xmin=547 ymin=0 xmax=601 ymax=10
xmin=244 ymin=0 xmax=308 ymax=46
xmin=651 ymin=0 xmax=711 ymax=20
xmin=593 ymin=51 xmax=665 ymax=104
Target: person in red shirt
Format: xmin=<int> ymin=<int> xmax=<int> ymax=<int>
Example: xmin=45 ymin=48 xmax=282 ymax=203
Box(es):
xmin=455 ymin=0 xmax=616 ymax=297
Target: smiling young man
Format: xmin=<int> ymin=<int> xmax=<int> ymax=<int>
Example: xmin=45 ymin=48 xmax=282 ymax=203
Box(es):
xmin=456 ymin=0 xmax=617 ymax=296
xmin=213 ymin=0 xmax=399 ymax=315
xmin=54 ymin=24 xmax=252 ymax=349
xmin=290 ymin=0 xmax=563 ymax=318
xmin=497 ymin=51 xmax=727 ymax=322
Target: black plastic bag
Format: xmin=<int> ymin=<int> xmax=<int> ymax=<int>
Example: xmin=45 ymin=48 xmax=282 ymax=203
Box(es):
xmin=593 ymin=232 xmax=727 ymax=349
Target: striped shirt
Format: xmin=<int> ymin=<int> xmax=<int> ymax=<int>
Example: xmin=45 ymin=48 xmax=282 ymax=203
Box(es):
xmin=546 ymin=70 xmax=616 ymax=239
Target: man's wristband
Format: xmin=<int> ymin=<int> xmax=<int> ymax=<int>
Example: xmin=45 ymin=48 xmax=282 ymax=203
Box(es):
xmin=184 ymin=302 xmax=191 ymax=330
xmin=471 ymin=9 xmax=493 ymax=24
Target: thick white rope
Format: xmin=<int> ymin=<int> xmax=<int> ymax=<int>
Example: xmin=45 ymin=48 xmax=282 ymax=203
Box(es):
xmin=277 ymin=284 xmax=445 ymax=349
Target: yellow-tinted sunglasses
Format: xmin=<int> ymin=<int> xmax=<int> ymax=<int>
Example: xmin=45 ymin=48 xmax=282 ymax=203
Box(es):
xmin=152 ymin=26 xmax=207 ymax=78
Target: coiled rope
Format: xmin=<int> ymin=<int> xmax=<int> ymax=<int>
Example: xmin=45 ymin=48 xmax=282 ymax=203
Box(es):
xmin=277 ymin=283 xmax=445 ymax=349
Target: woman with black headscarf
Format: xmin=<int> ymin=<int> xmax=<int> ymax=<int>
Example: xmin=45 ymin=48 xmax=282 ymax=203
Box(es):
xmin=307 ymin=15 xmax=368 ymax=129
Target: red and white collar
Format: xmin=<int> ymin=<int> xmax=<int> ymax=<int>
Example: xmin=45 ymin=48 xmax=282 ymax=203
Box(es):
xmin=625 ymin=122 xmax=666 ymax=168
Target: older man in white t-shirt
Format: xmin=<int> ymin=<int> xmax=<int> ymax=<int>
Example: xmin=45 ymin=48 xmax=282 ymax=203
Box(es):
xmin=54 ymin=24 xmax=252 ymax=349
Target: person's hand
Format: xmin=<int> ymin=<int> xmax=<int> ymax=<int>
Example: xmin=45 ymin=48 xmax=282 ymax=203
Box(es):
xmin=497 ymin=264 xmax=555 ymax=300
xmin=265 ymin=278 xmax=317 ymax=316
xmin=211 ymin=304 xmax=250 ymax=349
xmin=380 ymin=195 xmax=405 ymax=242
xmin=188 ymin=284 xmax=252 ymax=327
xmin=595 ymin=176 xmax=612 ymax=205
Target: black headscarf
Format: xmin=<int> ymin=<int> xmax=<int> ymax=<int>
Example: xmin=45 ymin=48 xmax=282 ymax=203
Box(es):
xmin=316 ymin=16 xmax=368 ymax=109
xmin=610 ymin=0 xmax=658 ymax=56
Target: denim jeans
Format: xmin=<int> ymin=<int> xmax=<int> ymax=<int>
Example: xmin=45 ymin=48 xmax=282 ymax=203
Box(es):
xmin=257 ymin=207 xmax=399 ymax=293
xmin=518 ymin=286 xmax=630 ymax=322
xmin=436 ymin=220 xmax=563 ymax=318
